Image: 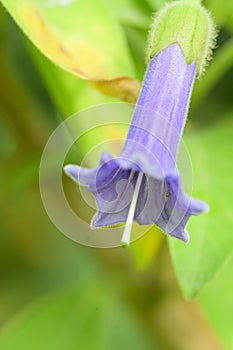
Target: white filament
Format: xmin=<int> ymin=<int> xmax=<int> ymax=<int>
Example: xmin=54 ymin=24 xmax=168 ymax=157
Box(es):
xmin=121 ymin=172 xmax=143 ymax=246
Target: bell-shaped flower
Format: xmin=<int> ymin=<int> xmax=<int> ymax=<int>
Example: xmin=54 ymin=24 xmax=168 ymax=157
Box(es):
xmin=65 ymin=0 xmax=216 ymax=244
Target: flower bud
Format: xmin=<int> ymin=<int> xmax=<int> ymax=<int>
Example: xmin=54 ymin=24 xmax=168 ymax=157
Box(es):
xmin=146 ymin=0 xmax=216 ymax=75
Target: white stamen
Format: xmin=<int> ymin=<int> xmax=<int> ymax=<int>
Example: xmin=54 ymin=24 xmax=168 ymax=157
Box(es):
xmin=121 ymin=172 xmax=143 ymax=247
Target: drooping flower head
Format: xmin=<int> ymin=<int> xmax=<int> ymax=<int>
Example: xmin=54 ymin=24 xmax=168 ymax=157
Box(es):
xmin=64 ymin=0 xmax=216 ymax=245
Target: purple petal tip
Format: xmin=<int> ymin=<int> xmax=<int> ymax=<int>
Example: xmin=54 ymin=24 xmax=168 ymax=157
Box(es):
xmin=64 ymin=164 xmax=78 ymax=181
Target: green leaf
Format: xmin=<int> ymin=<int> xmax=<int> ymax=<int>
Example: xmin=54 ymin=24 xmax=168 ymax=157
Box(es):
xmin=192 ymin=37 xmax=233 ymax=109
xmin=29 ymin=47 xmax=131 ymax=163
xmin=146 ymin=0 xmax=172 ymax=11
xmin=0 ymin=285 xmax=155 ymax=350
xmin=200 ymin=258 xmax=233 ymax=350
xmin=30 ymin=44 xmax=113 ymax=116
xmin=169 ymin=116 xmax=233 ymax=298
xmin=130 ymin=226 xmax=164 ymax=270
xmin=204 ymin=0 xmax=233 ymax=31
xmin=0 ymin=0 xmax=141 ymax=102
xmin=110 ymin=0 xmax=151 ymax=29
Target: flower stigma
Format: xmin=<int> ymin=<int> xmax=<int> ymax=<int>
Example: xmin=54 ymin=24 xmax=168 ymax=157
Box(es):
xmin=121 ymin=172 xmax=144 ymax=247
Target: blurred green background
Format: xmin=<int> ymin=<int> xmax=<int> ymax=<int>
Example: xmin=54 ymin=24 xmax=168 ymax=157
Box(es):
xmin=0 ymin=0 xmax=233 ymax=349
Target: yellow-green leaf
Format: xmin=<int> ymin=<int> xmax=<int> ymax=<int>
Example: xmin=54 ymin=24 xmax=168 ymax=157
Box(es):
xmin=1 ymin=0 xmax=141 ymax=102
xmin=169 ymin=116 xmax=233 ymax=299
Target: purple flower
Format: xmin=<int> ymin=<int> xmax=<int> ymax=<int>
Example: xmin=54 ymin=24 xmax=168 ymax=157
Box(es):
xmin=64 ymin=44 xmax=209 ymax=244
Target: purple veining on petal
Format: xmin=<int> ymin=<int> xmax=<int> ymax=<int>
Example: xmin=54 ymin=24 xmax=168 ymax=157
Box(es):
xmin=64 ymin=43 xmax=209 ymax=243
xmin=121 ymin=43 xmax=196 ymax=174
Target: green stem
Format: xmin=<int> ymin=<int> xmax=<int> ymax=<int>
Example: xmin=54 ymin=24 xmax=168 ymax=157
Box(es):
xmin=192 ymin=37 xmax=233 ymax=108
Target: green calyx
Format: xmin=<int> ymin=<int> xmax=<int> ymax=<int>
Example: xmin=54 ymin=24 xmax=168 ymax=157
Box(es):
xmin=146 ymin=0 xmax=217 ymax=76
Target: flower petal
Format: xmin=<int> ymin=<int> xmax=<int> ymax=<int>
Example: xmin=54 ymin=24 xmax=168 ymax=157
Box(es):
xmin=64 ymin=164 xmax=98 ymax=187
